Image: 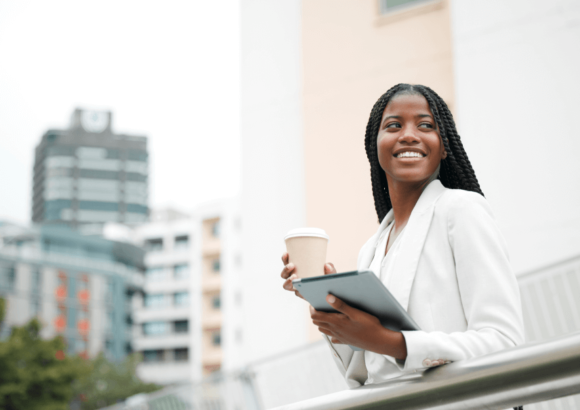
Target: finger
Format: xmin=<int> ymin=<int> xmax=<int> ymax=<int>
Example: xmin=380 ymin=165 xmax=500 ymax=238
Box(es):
xmin=294 ymin=290 xmax=305 ymax=300
xmin=280 ymin=263 xmax=295 ymax=279
xmin=283 ymin=274 xmax=299 ymax=291
xmin=310 ymin=307 xmax=344 ymax=325
xmin=318 ymin=327 xmax=336 ymax=337
xmin=281 ymin=252 xmax=289 ymax=264
xmin=324 ymin=263 xmax=337 ymax=275
xmin=330 ymin=337 xmax=344 ymax=344
xmin=326 ymin=294 xmax=355 ymax=318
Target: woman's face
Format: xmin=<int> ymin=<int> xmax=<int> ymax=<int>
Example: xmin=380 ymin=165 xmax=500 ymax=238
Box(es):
xmin=377 ymin=93 xmax=447 ymax=186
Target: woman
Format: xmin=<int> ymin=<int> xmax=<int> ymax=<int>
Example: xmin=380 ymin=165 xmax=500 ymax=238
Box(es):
xmin=280 ymin=84 xmax=524 ymax=399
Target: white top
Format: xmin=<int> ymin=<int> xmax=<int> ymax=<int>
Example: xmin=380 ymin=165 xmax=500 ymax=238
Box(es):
xmin=364 ymin=221 xmax=408 ymax=384
xmin=324 ymin=180 xmax=524 ymax=389
xmin=368 ymin=221 xmax=405 ymax=283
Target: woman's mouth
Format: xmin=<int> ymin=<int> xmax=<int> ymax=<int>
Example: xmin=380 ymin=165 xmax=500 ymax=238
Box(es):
xmin=394 ymin=151 xmax=426 ymax=158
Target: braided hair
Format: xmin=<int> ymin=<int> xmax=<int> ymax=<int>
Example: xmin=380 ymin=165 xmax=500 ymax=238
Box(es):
xmin=364 ymin=83 xmax=484 ymax=222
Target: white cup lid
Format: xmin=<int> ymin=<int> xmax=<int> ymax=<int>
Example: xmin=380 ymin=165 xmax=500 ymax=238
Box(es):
xmin=284 ymin=227 xmax=329 ymax=240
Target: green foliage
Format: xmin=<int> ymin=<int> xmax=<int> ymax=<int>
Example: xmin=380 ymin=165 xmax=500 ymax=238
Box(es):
xmin=72 ymin=353 xmax=162 ymax=410
xmin=0 ymin=318 xmax=90 ymax=410
xmin=0 ymin=297 xmax=5 ymax=322
xmin=0 ymin=297 xmax=161 ymax=410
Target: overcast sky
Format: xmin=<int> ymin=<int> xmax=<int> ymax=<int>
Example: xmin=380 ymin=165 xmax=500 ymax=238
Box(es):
xmin=0 ymin=0 xmax=241 ymax=224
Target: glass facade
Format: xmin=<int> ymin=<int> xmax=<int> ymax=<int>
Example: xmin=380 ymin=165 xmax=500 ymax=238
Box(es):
xmin=0 ymin=223 xmax=144 ymax=362
xmin=32 ymin=108 xmax=149 ymax=227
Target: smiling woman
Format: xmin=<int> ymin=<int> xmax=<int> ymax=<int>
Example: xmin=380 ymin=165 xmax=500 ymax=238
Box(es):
xmin=280 ymin=84 xmax=524 ymax=410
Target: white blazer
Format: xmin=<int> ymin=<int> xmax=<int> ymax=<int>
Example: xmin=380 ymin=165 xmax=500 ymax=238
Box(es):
xmin=325 ymin=180 xmax=525 ymax=388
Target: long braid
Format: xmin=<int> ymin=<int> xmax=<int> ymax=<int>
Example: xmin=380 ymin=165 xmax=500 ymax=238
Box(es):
xmin=364 ymin=83 xmax=484 ymax=222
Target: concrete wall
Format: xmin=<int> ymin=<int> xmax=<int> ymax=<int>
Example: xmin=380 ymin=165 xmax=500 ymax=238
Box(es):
xmin=450 ymin=0 xmax=580 ymax=274
xmin=240 ymin=0 xmax=308 ymax=363
xmin=302 ymin=0 xmax=455 ymax=273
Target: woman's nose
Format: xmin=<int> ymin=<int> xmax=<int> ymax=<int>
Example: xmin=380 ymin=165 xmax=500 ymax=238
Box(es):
xmin=399 ymin=129 xmax=420 ymax=143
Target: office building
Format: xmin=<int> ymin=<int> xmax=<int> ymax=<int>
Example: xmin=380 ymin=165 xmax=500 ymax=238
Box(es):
xmin=32 ymin=108 xmax=149 ymax=228
xmin=0 ymin=220 xmax=144 ymax=360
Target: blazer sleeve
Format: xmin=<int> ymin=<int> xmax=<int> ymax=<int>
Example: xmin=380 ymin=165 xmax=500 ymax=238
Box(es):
xmin=399 ymin=191 xmax=525 ymax=371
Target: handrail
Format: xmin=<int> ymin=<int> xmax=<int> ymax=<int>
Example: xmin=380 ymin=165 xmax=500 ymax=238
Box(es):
xmin=273 ymin=331 xmax=580 ymax=410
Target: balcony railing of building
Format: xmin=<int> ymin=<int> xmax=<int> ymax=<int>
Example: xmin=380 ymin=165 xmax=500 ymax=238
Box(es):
xmin=274 ymin=331 xmax=580 ymax=410
xmin=100 ymin=330 xmax=580 ymax=410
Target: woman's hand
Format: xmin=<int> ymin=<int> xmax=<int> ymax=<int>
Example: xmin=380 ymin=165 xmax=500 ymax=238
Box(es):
xmin=311 ymin=294 xmax=408 ymax=360
xmin=280 ymin=252 xmax=337 ymax=299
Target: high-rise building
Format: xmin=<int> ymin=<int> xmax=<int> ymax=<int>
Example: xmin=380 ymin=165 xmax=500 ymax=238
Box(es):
xmin=0 ymin=220 xmax=144 ymax=361
xmin=32 ymin=108 xmax=149 ymax=229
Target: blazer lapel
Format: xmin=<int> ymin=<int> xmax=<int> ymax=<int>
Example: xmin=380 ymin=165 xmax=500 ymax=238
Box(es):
xmin=389 ymin=180 xmax=447 ymax=310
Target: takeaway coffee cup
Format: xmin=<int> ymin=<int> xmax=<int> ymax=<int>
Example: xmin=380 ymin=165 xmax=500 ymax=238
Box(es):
xmin=284 ymin=228 xmax=329 ymax=278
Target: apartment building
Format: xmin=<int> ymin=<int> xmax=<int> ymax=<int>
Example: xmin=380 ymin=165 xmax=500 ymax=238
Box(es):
xmin=126 ymin=199 xmax=241 ymax=384
xmin=130 ymin=209 xmax=193 ymax=384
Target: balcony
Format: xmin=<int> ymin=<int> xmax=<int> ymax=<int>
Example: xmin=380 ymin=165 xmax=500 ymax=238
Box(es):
xmin=132 ymin=333 xmax=190 ymax=351
xmin=137 ymin=361 xmax=191 ymax=385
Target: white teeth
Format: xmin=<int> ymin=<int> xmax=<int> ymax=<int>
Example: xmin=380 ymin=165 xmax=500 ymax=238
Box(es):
xmin=396 ymin=152 xmax=424 ymax=158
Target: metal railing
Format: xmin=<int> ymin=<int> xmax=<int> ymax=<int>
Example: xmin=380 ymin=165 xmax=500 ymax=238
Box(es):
xmin=273 ymin=331 xmax=580 ymax=410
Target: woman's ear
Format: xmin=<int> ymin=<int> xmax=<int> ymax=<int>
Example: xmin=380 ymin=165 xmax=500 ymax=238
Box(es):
xmin=441 ymin=149 xmax=448 ymax=160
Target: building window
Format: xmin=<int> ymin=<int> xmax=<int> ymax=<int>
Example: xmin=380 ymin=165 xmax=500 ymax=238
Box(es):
xmin=173 ymin=264 xmax=189 ymax=280
xmin=212 ymin=330 xmax=221 ymax=346
xmin=144 ymin=294 xmax=169 ymax=309
xmin=143 ymin=321 xmax=169 ymax=336
xmin=145 ymin=267 xmax=166 ymax=282
xmin=145 ymin=238 xmax=163 ymax=252
xmin=378 ymin=0 xmax=432 ymax=14
xmin=174 ymin=348 xmax=189 ymax=362
xmin=31 ymin=267 xmax=42 ymax=293
xmin=212 ymin=221 xmax=220 ymax=238
xmin=174 ymin=292 xmax=189 ymax=307
xmin=174 ymin=235 xmax=189 ymax=249
xmin=143 ymin=349 xmax=164 ymax=363
xmin=106 ymin=311 xmax=114 ymax=332
xmin=107 ymin=279 xmax=115 ymax=304
xmin=212 ymin=295 xmax=221 ymax=310
xmin=212 ymin=259 xmax=220 ymax=273
xmin=174 ymin=320 xmax=189 ymax=334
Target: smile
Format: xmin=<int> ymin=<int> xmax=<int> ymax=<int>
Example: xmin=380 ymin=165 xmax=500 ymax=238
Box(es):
xmin=394 ymin=151 xmax=426 ymax=158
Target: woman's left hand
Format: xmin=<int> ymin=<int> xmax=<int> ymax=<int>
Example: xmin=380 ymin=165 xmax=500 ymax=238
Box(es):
xmin=311 ymin=294 xmax=408 ymax=360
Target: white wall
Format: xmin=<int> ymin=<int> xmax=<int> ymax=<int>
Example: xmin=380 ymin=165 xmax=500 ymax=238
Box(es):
xmin=240 ymin=0 xmax=309 ymax=363
xmin=451 ymin=0 xmax=580 ymax=273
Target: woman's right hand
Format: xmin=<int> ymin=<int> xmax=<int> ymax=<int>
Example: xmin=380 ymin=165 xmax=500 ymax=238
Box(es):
xmin=280 ymin=252 xmax=337 ymax=299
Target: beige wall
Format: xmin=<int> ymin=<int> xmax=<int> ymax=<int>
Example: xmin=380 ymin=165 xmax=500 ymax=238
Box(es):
xmin=302 ymin=0 xmax=455 ymax=272
xmin=201 ymin=217 xmax=223 ymax=374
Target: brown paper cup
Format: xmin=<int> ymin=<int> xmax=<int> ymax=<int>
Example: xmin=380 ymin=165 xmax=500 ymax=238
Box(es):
xmin=284 ymin=228 xmax=329 ymax=278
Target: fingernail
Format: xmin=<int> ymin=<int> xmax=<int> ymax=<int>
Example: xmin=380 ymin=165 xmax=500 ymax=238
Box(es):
xmin=287 ymin=263 xmax=294 ymax=270
xmin=325 ymin=263 xmax=332 ymax=270
xmin=309 ymin=305 xmax=314 ymax=314
xmin=327 ymin=295 xmax=336 ymax=304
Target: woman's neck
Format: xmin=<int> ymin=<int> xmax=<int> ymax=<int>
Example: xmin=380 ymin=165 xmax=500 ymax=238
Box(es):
xmin=386 ymin=171 xmax=438 ymax=230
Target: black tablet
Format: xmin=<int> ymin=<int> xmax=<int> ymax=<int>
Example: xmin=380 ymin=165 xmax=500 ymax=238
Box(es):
xmin=293 ymin=270 xmax=420 ymax=351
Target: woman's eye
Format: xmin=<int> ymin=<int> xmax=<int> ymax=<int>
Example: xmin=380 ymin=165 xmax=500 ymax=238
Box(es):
xmin=419 ymin=123 xmax=434 ymax=129
xmin=385 ymin=122 xmax=401 ymax=129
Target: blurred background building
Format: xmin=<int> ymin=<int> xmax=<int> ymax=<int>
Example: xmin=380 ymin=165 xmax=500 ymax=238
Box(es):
xmin=32 ymin=108 xmax=149 ymax=230
xmin=0 ymin=220 xmax=143 ymax=361
xmin=105 ymin=199 xmax=241 ymax=386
